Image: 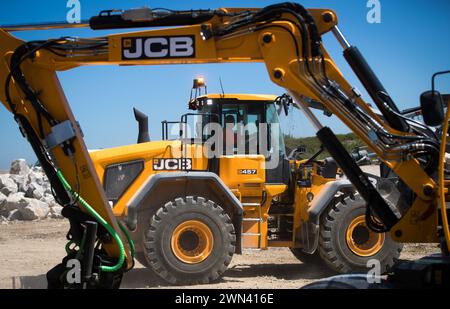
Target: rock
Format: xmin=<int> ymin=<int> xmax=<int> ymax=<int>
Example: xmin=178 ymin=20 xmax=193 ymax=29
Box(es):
xmin=0 ymin=191 xmax=6 ymax=207
xmin=9 ymin=159 xmax=30 ymax=175
xmin=7 ymin=209 xmax=21 ymax=221
xmin=31 ymin=166 xmax=42 ymax=173
xmin=1 ymin=160 xmax=66 ymax=221
xmin=25 ymin=182 xmax=45 ymax=200
xmin=27 ymin=170 xmax=46 ymax=187
xmin=4 ymin=192 xmax=26 ymax=212
xmin=10 ymin=174 xmax=27 ymax=192
xmin=49 ymin=204 xmax=63 ymax=219
xmin=40 ymin=193 xmax=55 ymax=205
xmin=0 ymin=192 xmax=7 ymax=216
xmin=0 ymin=175 xmax=18 ymax=196
xmin=0 ymin=215 xmax=7 ymax=224
xmin=19 ymin=198 xmax=49 ymax=220
xmin=3 ymin=192 xmax=49 ymax=221
xmin=32 ymin=189 xmax=44 ymax=200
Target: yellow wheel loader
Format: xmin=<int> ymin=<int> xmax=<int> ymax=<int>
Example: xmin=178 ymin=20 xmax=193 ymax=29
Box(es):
xmin=0 ymin=3 xmax=448 ymax=288
xmin=88 ymin=87 xmax=402 ymax=284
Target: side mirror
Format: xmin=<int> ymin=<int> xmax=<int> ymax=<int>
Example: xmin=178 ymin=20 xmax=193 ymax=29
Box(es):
xmin=282 ymin=99 xmax=289 ymax=116
xmin=420 ymin=90 xmax=444 ymax=127
xmin=287 ymin=145 xmax=307 ymax=159
xmin=275 ymin=94 xmax=291 ymax=116
xmin=276 ymin=99 xmax=289 ymax=116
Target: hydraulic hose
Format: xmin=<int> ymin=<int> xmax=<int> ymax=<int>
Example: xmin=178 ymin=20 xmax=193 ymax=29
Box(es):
xmin=118 ymin=221 xmax=135 ymax=258
xmin=56 ymin=170 xmax=126 ymax=272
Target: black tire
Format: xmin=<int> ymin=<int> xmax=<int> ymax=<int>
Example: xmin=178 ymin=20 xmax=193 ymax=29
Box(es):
xmin=142 ymin=196 xmax=235 ymax=285
xmin=289 ymin=248 xmax=324 ymax=265
xmin=318 ymin=194 xmax=403 ymax=274
xmin=134 ymin=252 xmax=149 ymax=268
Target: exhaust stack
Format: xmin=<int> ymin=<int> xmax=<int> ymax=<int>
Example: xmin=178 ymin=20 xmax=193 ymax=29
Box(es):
xmin=133 ymin=107 xmax=150 ymax=143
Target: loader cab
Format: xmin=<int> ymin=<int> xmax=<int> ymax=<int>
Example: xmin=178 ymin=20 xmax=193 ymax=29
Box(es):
xmin=188 ymin=94 xmax=291 ymax=185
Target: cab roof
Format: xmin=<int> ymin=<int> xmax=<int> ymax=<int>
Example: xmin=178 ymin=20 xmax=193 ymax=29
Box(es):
xmin=197 ymin=93 xmax=277 ymax=102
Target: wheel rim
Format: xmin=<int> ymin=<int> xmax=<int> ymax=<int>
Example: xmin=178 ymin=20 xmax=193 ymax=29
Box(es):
xmin=345 ymin=215 xmax=385 ymax=257
xmin=171 ymin=220 xmax=214 ymax=264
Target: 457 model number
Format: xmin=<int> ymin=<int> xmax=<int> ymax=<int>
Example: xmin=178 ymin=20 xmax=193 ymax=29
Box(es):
xmin=238 ymin=169 xmax=257 ymax=175
xmin=219 ymin=293 xmax=274 ymax=304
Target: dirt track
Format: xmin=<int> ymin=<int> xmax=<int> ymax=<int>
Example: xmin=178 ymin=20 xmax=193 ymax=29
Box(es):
xmin=0 ymin=220 xmax=440 ymax=289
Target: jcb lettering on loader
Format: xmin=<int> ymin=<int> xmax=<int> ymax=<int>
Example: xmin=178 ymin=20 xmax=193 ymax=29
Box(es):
xmin=122 ymin=36 xmax=195 ymax=59
xmin=153 ymin=158 xmax=193 ymax=171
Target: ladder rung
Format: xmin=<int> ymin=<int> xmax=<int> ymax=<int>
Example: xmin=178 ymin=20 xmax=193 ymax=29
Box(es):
xmin=242 ymin=233 xmax=261 ymax=236
xmin=243 ymin=218 xmax=261 ymax=222
xmin=242 ymin=203 xmax=260 ymax=207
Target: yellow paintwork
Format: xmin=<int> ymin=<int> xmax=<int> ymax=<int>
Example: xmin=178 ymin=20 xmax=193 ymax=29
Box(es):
xmin=439 ymin=98 xmax=450 ymax=248
xmin=346 ymin=215 xmax=385 ymax=257
xmin=197 ymin=93 xmax=278 ymax=102
xmin=266 ymin=184 xmax=288 ymax=197
xmin=171 ymin=220 xmax=214 ymax=264
xmin=219 ymin=155 xmax=265 ymax=195
xmin=292 ymin=167 xmax=335 ymax=247
xmin=90 ymin=140 xmax=209 ymax=217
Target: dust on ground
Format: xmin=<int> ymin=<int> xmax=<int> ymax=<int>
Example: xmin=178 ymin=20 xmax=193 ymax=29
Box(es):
xmin=0 ymin=220 xmax=440 ymax=289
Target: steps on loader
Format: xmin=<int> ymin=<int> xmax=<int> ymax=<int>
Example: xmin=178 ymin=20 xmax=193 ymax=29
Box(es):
xmin=241 ymin=202 xmax=263 ymax=249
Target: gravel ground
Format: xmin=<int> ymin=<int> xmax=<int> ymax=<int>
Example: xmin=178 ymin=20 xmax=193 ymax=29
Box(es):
xmin=0 ymin=220 xmax=440 ymax=289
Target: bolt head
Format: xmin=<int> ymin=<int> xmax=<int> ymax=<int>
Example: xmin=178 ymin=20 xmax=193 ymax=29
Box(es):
xmin=273 ymin=69 xmax=283 ymax=79
xmin=423 ymin=184 xmax=434 ymax=196
xmin=322 ymin=12 xmax=333 ymax=23
xmin=263 ymin=34 xmax=272 ymax=43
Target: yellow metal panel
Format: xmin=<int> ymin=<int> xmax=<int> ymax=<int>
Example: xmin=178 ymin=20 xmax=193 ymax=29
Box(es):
xmin=265 ymin=184 xmax=287 ymax=197
xmin=391 ymin=197 xmax=438 ymax=243
xmin=90 ymin=141 xmax=208 ymax=216
xmin=242 ymin=220 xmax=260 ymax=248
xmin=219 ymin=155 xmax=265 ymax=195
xmin=198 ymin=93 xmax=277 ymax=102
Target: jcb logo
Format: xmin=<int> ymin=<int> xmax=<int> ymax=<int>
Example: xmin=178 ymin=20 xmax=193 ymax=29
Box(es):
xmin=122 ymin=36 xmax=195 ymax=60
xmin=153 ymin=158 xmax=192 ymax=171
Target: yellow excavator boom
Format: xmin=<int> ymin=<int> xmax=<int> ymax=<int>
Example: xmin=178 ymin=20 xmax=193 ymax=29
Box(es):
xmin=0 ymin=3 xmax=447 ymax=288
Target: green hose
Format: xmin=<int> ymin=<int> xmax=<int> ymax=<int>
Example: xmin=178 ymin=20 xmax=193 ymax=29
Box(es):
xmin=118 ymin=221 xmax=135 ymax=258
xmin=56 ymin=170 xmax=128 ymax=273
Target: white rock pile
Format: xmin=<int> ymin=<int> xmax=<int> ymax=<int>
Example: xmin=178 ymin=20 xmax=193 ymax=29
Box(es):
xmin=0 ymin=159 xmax=63 ymax=223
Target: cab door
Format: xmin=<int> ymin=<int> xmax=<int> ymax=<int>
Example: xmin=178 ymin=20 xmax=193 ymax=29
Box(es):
xmin=219 ymin=102 xmax=266 ymax=197
xmin=265 ymin=103 xmax=290 ymax=185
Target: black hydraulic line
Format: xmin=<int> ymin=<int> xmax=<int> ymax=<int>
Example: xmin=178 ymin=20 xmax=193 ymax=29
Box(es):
xmin=252 ymin=7 xmax=436 ymax=179
xmin=82 ymin=221 xmax=98 ymax=284
xmin=14 ymin=114 xmax=71 ymax=206
xmin=4 ymin=40 xmax=77 ymax=206
xmin=89 ymin=10 xmax=217 ymax=30
xmin=343 ymin=46 xmax=409 ymax=132
xmin=6 ymin=40 xmax=64 ymax=133
xmin=253 ymin=2 xmax=322 ymax=57
xmin=316 ymin=126 xmax=399 ymax=230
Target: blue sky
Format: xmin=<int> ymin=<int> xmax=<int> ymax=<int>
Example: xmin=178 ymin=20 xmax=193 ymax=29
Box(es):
xmin=0 ymin=0 xmax=449 ymax=169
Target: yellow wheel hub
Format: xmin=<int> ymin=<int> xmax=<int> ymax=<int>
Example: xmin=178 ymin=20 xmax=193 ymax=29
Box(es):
xmin=171 ymin=220 xmax=214 ymax=264
xmin=345 ymin=215 xmax=385 ymax=257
